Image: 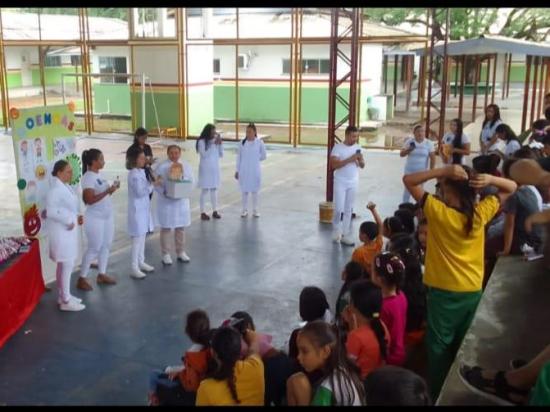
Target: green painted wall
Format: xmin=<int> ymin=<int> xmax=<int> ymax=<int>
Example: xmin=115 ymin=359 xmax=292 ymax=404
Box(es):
xmin=7 ymin=72 xmax=22 ymax=88
xmin=188 ymin=87 xmax=214 ymax=136
xmin=31 ymin=67 xmax=78 ymax=86
xmin=93 ymin=83 xmax=131 ymax=115
xmin=133 ymin=90 xmax=179 ymax=131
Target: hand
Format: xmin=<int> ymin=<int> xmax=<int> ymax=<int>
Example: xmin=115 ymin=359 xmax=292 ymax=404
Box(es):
xmin=366 ymin=202 xmax=376 ymax=211
xmin=168 ymin=372 xmax=179 ymax=380
xmin=108 ymin=185 xmax=118 ymax=195
xmin=243 ymin=329 xmax=258 ymax=345
xmin=154 ymin=176 xmax=163 ymax=186
xmin=67 ymin=222 xmax=75 ymax=231
xmin=469 ymin=173 xmax=492 ymax=189
xmin=215 ymin=135 xmax=222 ymax=145
xmin=496 ymin=250 xmax=509 ymax=257
xmin=77 ymin=215 xmax=84 ymax=226
xmin=445 ymin=165 xmax=468 ymax=181
xmin=234 ymin=172 xmax=239 ymax=180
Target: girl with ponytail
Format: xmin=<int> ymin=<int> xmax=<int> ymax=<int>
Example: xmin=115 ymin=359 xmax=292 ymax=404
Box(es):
xmin=196 ymin=326 xmax=264 ymax=406
xmin=372 ymin=252 xmax=408 ymax=366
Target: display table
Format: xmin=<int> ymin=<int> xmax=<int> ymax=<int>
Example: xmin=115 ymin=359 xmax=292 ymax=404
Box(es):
xmin=0 ymin=239 xmax=45 ymax=349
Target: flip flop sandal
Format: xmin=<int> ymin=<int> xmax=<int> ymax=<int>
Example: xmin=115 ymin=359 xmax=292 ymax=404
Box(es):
xmin=459 ymin=365 xmax=529 ymax=406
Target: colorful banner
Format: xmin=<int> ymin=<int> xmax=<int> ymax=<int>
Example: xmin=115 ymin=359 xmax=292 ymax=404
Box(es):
xmin=10 ymin=103 xmax=80 ymax=239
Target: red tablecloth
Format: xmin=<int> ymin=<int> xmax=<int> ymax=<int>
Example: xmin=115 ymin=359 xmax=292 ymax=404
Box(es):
xmin=0 ymin=239 xmax=45 ymax=349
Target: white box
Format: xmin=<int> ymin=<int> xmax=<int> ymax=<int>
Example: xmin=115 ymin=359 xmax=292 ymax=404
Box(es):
xmin=165 ymin=179 xmax=193 ymax=199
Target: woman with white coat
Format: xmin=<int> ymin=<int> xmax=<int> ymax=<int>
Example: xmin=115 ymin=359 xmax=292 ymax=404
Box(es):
xmin=77 ymin=149 xmax=119 ymax=292
xmin=235 ymin=123 xmax=267 ymax=218
xmin=46 ymin=160 xmax=85 ymax=311
xmin=154 ymin=145 xmax=194 ymax=265
xmin=196 ymin=123 xmax=223 ymax=221
xmin=127 ymin=147 xmax=161 ymax=279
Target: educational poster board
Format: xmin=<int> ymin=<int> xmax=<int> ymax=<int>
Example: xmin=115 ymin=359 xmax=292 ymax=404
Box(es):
xmin=9 ymin=103 xmax=81 ymax=282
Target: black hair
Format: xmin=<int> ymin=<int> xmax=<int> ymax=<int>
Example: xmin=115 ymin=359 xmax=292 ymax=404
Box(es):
xmin=349 ymin=280 xmax=387 ymax=360
xmin=441 ymin=165 xmax=477 ymax=235
xmin=388 ymin=236 xmax=426 ymax=332
xmin=373 ymin=252 xmax=405 ymax=291
xmin=345 ymin=125 xmax=358 ymax=135
xmin=51 ymin=159 xmax=69 ymax=177
xmin=209 ymin=327 xmax=242 ymax=404
xmin=398 ymin=202 xmax=416 ymax=214
xmin=482 ymin=104 xmax=501 ymax=129
xmin=298 ymin=320 xmax=366 ymax=406
xmin=359 ymin=221 xmax=379 ymax=241
xmin=495 ymin=123 xmax=519 ymax=144
xmin=545 ymin=107 xmax=550 ymax=121
xmin=81 ymin=148 xmax=102 ymax=174
xmin=185 ymin=309 xmax=211 ymax=347
xmin=242 ymin=123 xmax=257 ymax=146
xmin=394 ymin=209 xmax=415 ymax=234
xmin=133 ymin=127 xmax=148 ymax=145
xmin=533 ymin=118 xmax=550 ymax=132
xmin=451 ymin=118 xmax=465 ymax=164
xmin=383 ymin=217 xmax=405 ymax=237
xmin=196 ymin=123 xmax=216 ymax=153
xmin=513 ymin=146 xmax=538 ymax=160
xmin=335 ymin=261 xmax=365 ymax=321
xmin=126 ymin=146 xmax=144 ymax=170
xmin=230 ymin=311 xmax=255 ymax=335
xmin=365 ymin=366 xmax=431 ymax=406
xmin=543 ymin=132 xmax=550 ymax=147
xmin=299 ymin=286 xmax=329 ymax=323
xmin=472 ymin=154 xmax=500 ymax=175
xmin=412 ymin=124 xmax=423 ymax=134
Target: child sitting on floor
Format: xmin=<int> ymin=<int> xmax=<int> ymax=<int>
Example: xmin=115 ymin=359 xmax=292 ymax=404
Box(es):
xmin=148 ymin=309 xmax=212 ymax=406
xmin=335 ymin=261 xmax=365 ymax=324
xmin=351 ymin=202 xmax=383 ymax=276
xmin=365 ymin=365 xmax=431 ymax=405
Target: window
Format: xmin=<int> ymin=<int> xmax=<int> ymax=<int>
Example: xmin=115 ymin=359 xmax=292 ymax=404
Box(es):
xmin=238 ymin=54 xmax=246 ymax=69
xmin=282 ymin=58 xmax=330 ymax=75
xmin=44 ymin=55 xmax=62 ymax=67
xmin=99 ymin=56 xmax=127 ymax=84
xmin=70 ymin=55 xmax=81 ymax=66
xmin=213 ymin=58 xmax=220 ymax=74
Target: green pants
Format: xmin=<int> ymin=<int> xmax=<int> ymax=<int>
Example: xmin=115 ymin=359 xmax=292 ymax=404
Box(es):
xmin=426 ymin=287 xmax=482 ymax=401
xmin=530 ymin=361 xmax=550 ymax=406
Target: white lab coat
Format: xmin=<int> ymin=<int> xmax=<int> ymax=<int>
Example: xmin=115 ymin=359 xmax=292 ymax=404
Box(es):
xmin=153 ymin=159 xmax=194 ymax=229
xmin=197 ymin=139 xmax=223 ymax=189
xmin=236 ymin=138 xmax=267 ymax=193
xmin=46 ymin=177 xmax=80 ymax=263
xmin=127 ymin=168 xmax=153 ymax=237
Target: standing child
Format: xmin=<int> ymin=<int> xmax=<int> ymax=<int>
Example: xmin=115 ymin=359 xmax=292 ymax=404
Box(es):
xmin=127 ymin=147 xmax=161 ymax=279
xmin=154 ymin=145 xmax=194 ymax=265
xmin=196 ymin=123 xmax=223 ymax=220
xmin=440 ymin=118 xmax=471 ymax=165
xmin=342 ymin=280 xmax=389 ymax=380
xmin=286 ymin=320 xmax=366 ymax=406
xmin=235 ymin=123 xmax=267 ymax=218
xmin=148 ymin=309 xmax=212 ymax=406
xmin=371 ymin=252 xmax=408 ymax=366
xmin=351 ymin=202 xmax=383 ymax=276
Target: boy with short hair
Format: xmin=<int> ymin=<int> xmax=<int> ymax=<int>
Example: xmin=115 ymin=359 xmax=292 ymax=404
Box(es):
xmin=351 ymin=202 xmax=383 ymax=277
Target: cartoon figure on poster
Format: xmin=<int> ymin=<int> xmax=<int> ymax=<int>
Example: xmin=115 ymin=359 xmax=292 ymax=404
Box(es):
xmin=19 ymin=139 xmax=34 ymax=180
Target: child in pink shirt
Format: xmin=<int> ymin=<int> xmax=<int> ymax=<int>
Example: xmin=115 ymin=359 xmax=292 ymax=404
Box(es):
xmin=371 ymin=252 xmax=408 ymax=366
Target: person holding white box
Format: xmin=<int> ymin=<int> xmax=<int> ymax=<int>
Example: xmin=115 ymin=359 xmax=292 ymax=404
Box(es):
xmin=154 ymin=145 xmax=194 ymax=266
xmin=46 ymin=160 xmax=85 ymax=311
xmin=235 ymin=123 xmax=267 ymax=218
xmin=127 ymin=147 xmax=161 ymax=279
xmin=77 ymin=148 xmax=119 ymax=292
xmin=196 ymin=123 xmax=223 ymax=221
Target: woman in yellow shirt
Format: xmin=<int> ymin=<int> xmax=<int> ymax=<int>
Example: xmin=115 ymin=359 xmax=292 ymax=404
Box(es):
xmin=403 ymin=164 xmax=516 ymax=400
xmin=196 ymin=326 xmax=265 ymax=406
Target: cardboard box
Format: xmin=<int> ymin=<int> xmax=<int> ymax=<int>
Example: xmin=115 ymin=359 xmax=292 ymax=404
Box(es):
xmin=165 ymin=179 xmax=193 ymax=199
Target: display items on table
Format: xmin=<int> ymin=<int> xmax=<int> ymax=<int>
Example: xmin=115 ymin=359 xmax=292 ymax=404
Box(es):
xmin=0 ymin=237 xmax=32 ymax=264
xmin=165 ymin=162 xmax=193 ymax=199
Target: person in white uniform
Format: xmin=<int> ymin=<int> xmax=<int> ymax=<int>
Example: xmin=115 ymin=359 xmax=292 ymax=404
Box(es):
xmin=329 ymin=125 xmax=365 ymax=246
xmin=154 ymin=145 xmax=194 ymax=265
xmin=196 ymin=123 xmax=223 ymax=221
xmin=127 ymin=147 xmax=162 ymax=279
xmin=492 ymin=123 xmax=522 ymax=159
xmin=77 ymin=149 xmax=119 ymax=292
xmin=46 ymin=160 xmax=85 ymax=312
xmin=440 ymin=118 xmax=471 ymax=165
xmin=480 ymin=104 xmax=503 ymax=154
xmin=235 ymin=123 xmax=267 ymax=218
xmin=401 ymin=124 xmax=436 ymax=203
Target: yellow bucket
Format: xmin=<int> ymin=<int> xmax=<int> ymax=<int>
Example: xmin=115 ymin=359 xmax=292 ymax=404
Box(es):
xmin=319 ymin=201 xmax=334 ymax=224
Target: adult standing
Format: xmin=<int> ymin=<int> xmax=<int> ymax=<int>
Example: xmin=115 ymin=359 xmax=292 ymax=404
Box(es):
xmin=440 ymin=118 xmax=471 ymax=165
xmin=77 ymin=149 xmax=119 ymax=291
xmin=196 ymin=123 xmax=223 ymax=221
xmin=154 ymin=145 xmax=194 ymax=265
xmin=46 ymin=160 xmax=85 ymax=312
xmin=329 ymin=125 xmax=365 ymax=246
xmin=235 ymin=123 xmax=267 ymax=218
xmin=479 ymin=104 xmax=503 ymax=155
xmin=400 ymin=125 xmax=436 ymax=203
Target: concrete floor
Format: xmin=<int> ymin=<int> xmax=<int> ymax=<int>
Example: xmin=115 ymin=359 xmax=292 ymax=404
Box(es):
xmin=0 ymin=132 xmax=434 ymax=405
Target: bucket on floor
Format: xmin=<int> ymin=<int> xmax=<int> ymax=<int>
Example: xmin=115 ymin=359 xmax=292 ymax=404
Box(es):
xmin=319 ymin=201 xmax=334 ymax=224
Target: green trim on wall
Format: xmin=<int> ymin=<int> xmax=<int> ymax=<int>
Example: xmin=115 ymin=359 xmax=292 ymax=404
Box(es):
xmin=93 ymin=84 xmax=131 ymax=116
xmin=31 ymin=67 xmax=79 ymax=86
xmin=7 ymin=72 xmax=22 ymax=88
xmin=132 ymin=90 xmax=180 ymax=131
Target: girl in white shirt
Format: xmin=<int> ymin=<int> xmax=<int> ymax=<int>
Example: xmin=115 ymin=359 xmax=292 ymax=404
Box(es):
xmin=78 ymin=149 xmax=119 ymax=292
xmin=480 ymin=104 xmax=503 ymax=154
xmin=440 ymin=118 xmax=471 ymax=165
xmin=494 ymin=123 xmax=522 ymax=158
xmin=196 ymin=123 xmax=223 ymax=221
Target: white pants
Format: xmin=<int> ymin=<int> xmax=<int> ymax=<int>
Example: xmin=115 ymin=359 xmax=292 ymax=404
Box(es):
xmin=56 ymin=261 xmax=74 ymax=304
xmin=333 ymin=180 xmax=356 ymax=238
xmin=200 ymin=188 xmax=218 ymax=213
xmin=81 ymin=214 xmax=114 ymax=277
xmin=131 ymin=235 xmax=146 ymax=270
xmin=241 ymin=192 xmax=259 ymax=212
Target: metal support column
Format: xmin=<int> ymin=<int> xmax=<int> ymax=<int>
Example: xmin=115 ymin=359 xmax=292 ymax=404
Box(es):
xmin=521 ymin=55 xmax=532 ymax=133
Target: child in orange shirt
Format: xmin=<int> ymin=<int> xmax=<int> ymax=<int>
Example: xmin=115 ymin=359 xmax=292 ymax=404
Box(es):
xmin=351 ymin=202 xmax=384 ymax=277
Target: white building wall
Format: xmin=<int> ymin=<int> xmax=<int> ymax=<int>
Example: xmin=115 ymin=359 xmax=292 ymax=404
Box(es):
xmin=133 ymin=46 xmax=178 ymax=83
xmin=90 ymin=46 xmax=130 ymax=75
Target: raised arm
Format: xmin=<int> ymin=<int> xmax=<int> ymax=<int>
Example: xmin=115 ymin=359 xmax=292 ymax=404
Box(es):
xmin=367 ymin=202 xmax=383 ymax=234
xmin=469 ymin=174 xmax=517 ymax=204
xmin=403 ymin=166 xmax=459 ymax=203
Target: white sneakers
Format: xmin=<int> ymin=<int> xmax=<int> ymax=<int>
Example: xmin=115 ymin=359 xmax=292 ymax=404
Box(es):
xmin=177 ymin=252 xmax=191 ymax=262
xmin=131 ymin=268 xmax=147 ymax=279
xmin=241 ymin=210 xmax=248 ymax=218
xmin=333 ymin=232 xmax=342 ymax=244
xmin=139 ymin=262 xmax=155 ymax=272
xmin=341 ymin=236 xmax=356 ymax=246
xmin=253 ymin=210 xmax=260 ymax=218
xmin=162 ymin=254 xmax=173 ymax=265
xmin=59 ymin=299 xmax=86 ymax=312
